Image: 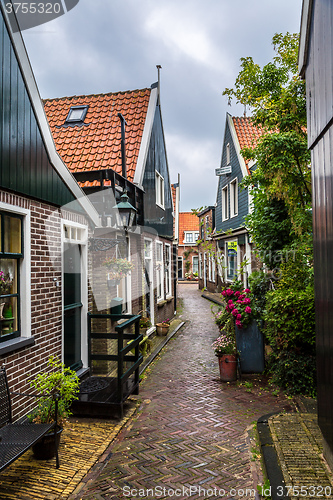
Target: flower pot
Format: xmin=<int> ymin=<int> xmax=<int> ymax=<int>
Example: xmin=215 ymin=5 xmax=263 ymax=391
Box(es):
xmin=217 ymin=354 xmax=237 ymax=382
xmin=32 ymin=425 xmax=63 ymax=460
xmin=235 ymin=321 xmax=265 ymax=373
xmin=156 ymin=323 xmax=169 ymax=336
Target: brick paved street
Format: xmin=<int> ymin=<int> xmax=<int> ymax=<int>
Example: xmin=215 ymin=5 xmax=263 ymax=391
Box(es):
xmin=70 ymin=283 xmax=292 ymax=500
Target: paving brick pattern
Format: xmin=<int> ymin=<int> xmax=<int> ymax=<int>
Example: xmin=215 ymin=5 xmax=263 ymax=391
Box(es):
xmin=71 ymin=284 xmax=291 ymax=500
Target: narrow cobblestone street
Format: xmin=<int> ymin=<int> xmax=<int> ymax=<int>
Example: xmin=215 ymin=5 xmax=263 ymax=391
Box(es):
xmin=71 ymin=284 xmax=291 ymax=500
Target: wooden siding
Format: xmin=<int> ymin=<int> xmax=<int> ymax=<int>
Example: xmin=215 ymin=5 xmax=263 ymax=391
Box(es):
xmin=0 ymin=8 xmax=77 ymax=208
xmin=215 ymin=120 xmax=249 ymax=233
xmin=142 ymin=105 xmax=173 ymax=239
xmin=305 ymin=0 xmax=333 ymax=148
xmin=303 ymin=0 xmax=333 ymax=452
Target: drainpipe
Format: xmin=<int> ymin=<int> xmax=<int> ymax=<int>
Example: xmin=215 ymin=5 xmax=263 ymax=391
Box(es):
xmin=118 ymin=113 xmax=127 ymax=179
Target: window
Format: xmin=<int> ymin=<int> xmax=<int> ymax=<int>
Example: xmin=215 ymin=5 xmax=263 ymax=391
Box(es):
xmin=199 ymin=253 xmax=202 ymax=278
xmin=0 ymin=212 xmax=23 ymax=342
xmin=156 ymin=241 xmax=164 ymax=301
xmin=184 ymin=232 xmax=199 ymax=243
xmin=230 ymin=178 xmax=238 ymax=218
xmin=155 ymin=171 xmax=165 ymax=209
xmin=226 ymin=241 xmax=237 ymax=281
xmin=192 ymin=256 xmax=199 ymax=274
xmin=65 ymin=105 xmax=88 ymax=124
xmin=222 ymin=185 xmax=229 ymax=221
xmin=226 ymin=143 xmax=231 ymax=165
xmin=165 ymin=244 xmax=172 ymax=297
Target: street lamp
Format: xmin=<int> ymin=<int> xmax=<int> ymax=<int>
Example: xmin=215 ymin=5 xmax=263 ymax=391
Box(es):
xmin=113 ymin=192 xmax=137 ymax=230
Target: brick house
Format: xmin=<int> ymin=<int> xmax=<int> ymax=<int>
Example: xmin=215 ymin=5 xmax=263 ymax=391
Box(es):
xmin=44 ymin=78 xmax=177 ymax=332
xmin=177 ymin=212 xmax=199 ymax=280
xmin=197 ymin=206 xmax=216 ymax=292
xmin=0 ymin=3 xmax=100 ymax=419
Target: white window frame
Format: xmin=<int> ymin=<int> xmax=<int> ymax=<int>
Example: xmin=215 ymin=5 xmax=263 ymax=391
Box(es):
xmin=211 ymin=254 xmax=215 ymax=282
xmin=222 ymin=185 xmax=229 ymax=221
xmin=155 ymin=171 xmax=165 ymax=209
xmin=226 ymin=142 xmax=231 ymax=165
xmin=165 ymin=243 xmax=172 ymax=297
xmin=184 ymin=231 xmax=194 ymax=244
xmin=192 ymin=255 xmax=199 ymax=275
xmin=0 ymin=202 xmax=31 ymax=340
xmin=230 ymin=177 xmax=238 ymax=218
xmin=62 ymin=220 xmax=89 ymax=367
xmin=226 ymin=240 xmax=238 ymax=282
xmin=208 ymin=255 xmax=212 ymax=282
xmin=144 ymin=238 xmax=154 ymax=325
xmin=156 ymin=241 xmax=164 ymax=301
xmin=199 ymin=253 xmax=202 ymax=278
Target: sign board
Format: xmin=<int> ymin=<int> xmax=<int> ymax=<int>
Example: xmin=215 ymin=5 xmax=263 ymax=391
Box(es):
xmin=227 ymin=240 xmax=237 ymax=255
xmin=215 ymin=166 xmax=232 ymax=176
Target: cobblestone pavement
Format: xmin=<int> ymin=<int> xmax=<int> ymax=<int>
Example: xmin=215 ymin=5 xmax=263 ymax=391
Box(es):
xmin=70 ymin=283 xmax=293 ymax=500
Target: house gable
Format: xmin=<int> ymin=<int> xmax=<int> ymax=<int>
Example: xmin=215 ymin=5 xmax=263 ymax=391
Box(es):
xmin=0 ymin=4 xmax=94 ymax=214
xmin=141 ymin=101 xmax=173 ymax=239
xmin=215 ymin=115 xmax=249 ymax=233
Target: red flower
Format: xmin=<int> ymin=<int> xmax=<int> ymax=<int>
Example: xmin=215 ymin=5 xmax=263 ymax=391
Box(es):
xmin=245 ymin=306 xmax=252 ymax=314
xmin=237 ymin=314 xmax=242 ymax=320
xmin=235 ymin=291 xmax=241 ymax=298
xmin=244 ymin=288 xmax=250 ymax=293
xmin=236 ymin=320 xmax=243 ymax=328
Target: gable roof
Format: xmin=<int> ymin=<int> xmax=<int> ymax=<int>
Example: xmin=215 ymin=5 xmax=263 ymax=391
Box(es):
xmin=179 ymin=212 xmax=199 ymax=243
xmin=44 ymin=87 xmax=156 ymax=187
xmin=231 ymin=116 xmax=263 ymax=174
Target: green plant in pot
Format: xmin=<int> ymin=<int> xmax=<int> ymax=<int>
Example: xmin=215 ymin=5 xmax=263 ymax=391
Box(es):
xmin=28 ymin=356 xmax=80 ymax=459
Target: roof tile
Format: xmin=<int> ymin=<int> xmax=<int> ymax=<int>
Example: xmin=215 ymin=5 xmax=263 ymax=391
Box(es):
xmin=44 ymin=88 xmax=151 ymax=183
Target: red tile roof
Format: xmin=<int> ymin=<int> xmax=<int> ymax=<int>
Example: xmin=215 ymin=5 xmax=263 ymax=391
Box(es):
xmin=44 ymin=88 xmax=151 ymax=186
xmin=232 ymin=116 xmax=263 ymax=172
xmin=179 ymin=212 xmax=199 ymax=244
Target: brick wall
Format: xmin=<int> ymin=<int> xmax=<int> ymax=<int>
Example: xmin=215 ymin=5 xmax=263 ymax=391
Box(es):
xmin=0 ymin=190 xmax=89 ymax=421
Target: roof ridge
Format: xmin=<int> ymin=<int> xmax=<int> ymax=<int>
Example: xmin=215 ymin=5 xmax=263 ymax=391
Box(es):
xmin=43 ymin=87 xmax=151 ymax=103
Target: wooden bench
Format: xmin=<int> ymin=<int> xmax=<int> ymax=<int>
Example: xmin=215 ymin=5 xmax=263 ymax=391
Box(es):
xmin=0 ymin=365 xmax=60 ymax=472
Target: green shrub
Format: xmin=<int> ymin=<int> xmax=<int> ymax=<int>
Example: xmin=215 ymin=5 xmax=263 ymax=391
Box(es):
xmin=263 ymin=285 xmax=315 ymax=351
xmin=248 ymin=270 xmax=271 ymax=317
xmin=267 ymin=351 xmax=316 ymax=397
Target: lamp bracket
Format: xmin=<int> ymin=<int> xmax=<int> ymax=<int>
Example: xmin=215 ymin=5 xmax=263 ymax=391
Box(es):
xmin=89 ymin=237 xmax=126 ymax=252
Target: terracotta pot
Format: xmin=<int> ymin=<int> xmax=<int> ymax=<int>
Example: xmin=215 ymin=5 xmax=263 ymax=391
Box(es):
xmin=156 ymin=323 xmax=169 ymax=336
xmin=217 ymin=354 xmax=237 ymax=382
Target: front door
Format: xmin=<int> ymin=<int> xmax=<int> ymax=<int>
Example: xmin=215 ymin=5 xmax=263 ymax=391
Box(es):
xmin=63 ymin=242 xmax=83 ymax=370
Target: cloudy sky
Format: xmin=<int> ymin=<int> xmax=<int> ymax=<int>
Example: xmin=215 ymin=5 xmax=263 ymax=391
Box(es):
xmin=22 ymin=0 xmax=303 ymax=212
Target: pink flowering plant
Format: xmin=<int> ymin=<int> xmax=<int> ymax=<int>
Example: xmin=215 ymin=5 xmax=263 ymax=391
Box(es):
xmin=0 ymin=271 xmax=13 ymax=296
xmin=221 ymin=284 xmax=256 ymax=329
xmin=212 ymin=334 xmax=237 ymax=356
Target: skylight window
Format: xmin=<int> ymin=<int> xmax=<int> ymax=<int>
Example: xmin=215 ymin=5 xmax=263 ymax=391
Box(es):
xmin=66 ymin=105 xmax=88 ymax=123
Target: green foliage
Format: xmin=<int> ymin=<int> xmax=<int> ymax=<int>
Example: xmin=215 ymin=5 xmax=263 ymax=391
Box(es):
xmin=225 ymin=32 xmax=311 ymax=251
xmin=28 ymin=356 xmax=80 ymax=426
xmin=275 ymin=252 xmax=314 ymax=290
xmin=267 ymin=351 xmax=317 ymax=397
xmin=248 ymin=270 xmax=271 ymax=317
xmin=263 ymin=285 xmax=315 ymax=352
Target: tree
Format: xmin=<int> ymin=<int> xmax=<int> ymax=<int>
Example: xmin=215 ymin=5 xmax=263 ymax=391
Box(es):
xmin=223 ymin=33 xmax=312 ymax=246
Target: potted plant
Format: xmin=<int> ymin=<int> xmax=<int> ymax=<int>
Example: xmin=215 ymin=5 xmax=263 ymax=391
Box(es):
xmin=28 ymin=356 xmax=80 ymax=459
xmin=156 ymin=319 xmax=170 ymax=336
xmin=220 ymin=284 xmax=265 ymax=373
xmin=212 ymin=333 xmax=238 ymax=382
xmin=103 ymin=257 xmax=134 ymax=287
xmin=139 ymin=316 xmax=151 ymax=334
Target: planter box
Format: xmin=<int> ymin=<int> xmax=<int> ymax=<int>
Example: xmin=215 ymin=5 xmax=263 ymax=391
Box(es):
xmin=235 ymin=321 xmax=265 ymax=374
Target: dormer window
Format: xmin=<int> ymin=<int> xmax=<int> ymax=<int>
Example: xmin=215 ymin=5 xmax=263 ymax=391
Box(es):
xmin=65 ymin=105 xmax=88 ymax=124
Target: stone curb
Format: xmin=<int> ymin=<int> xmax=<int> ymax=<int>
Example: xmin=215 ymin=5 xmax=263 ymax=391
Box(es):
xmin=257 ymin=412 xmax=289 ymax=500
xmin=139 ymin=321 xmax=186 ymax=375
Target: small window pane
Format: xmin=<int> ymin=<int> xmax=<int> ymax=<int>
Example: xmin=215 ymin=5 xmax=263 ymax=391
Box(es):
xmin=0 ymin=297 xmax=18 ymax=337
xmin=0 ymin=259 xmax=17 ymax=296
xmin=4 ymin=216 xmax=21 ymax=254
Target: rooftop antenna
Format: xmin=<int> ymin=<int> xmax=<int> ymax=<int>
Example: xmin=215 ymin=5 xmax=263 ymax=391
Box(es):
xmin=156 ymin=65 xmax=162 ymax=101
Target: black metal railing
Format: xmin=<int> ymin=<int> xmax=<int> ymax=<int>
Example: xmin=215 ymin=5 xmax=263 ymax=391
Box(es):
xmin=87 ymin=313 xmax=143 ymax=406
